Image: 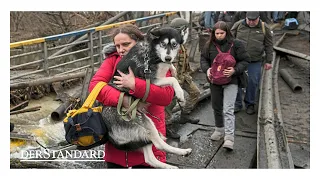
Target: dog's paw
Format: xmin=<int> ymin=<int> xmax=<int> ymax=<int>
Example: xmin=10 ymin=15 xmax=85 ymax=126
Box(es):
xmin=165 ymin=165 xmax=179 ymax=169
xmin=182 ymin=148 xmax=192 ymax=156
xmin=175 ymin=89 xmax=185 ymax=103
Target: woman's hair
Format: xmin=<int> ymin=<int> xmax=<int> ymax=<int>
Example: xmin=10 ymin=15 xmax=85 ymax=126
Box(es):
xmin=111 ymin=24 xmax=144 ymax=42
xmin=204 ymin=21 xmax=234 ymax=51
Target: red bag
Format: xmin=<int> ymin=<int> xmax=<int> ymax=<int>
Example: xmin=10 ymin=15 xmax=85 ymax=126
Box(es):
xmin=209 ymin=43 xmax=236 ymax=85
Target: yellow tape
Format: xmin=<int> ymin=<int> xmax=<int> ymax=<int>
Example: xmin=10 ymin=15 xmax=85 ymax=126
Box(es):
xmin=10 ymin=38 xmax=45 ymax=49
xmin=165 ymin=12 xmax=177 ymax=16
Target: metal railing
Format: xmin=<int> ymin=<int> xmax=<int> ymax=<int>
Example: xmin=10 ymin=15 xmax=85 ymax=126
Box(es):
xmin=10 ymin=11 xmax=178 ymax=81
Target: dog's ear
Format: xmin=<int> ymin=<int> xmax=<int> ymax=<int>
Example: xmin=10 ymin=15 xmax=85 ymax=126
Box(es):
xmin=178 ymin=25 xmax=189 ymax=44
xmin=147 ymin=26 xmax=161 ymax=40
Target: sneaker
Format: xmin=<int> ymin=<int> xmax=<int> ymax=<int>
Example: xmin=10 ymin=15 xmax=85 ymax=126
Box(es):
xmin=210 ymin=127 xmax=224 ymax=141
xmin=246 ymin=105 xmax=255 ymax=115
xmin=166 ymin=129 xmax=180 ymax=139
xmin=223 ymin=135 xmax=234 ymax=150
xmin=223 ymin=140 xmax=234 ymax=150
xmin=234 ymin=106 xmax=242 ymax=113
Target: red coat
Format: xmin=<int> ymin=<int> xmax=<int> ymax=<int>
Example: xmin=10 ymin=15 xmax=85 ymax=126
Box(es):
xmin=89 ymin=52 xmax=175 ymax=167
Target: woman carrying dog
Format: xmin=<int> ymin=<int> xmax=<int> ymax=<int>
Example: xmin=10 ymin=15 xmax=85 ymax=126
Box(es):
xmin=200 ymin=21 xmax=250 ymax=150
xmin=89 ymin=24 xmax=175 ymax=168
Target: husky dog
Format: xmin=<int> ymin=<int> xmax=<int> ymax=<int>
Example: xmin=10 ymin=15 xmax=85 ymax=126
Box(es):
xmin=102 ymin=27 xmax=192 ymax=169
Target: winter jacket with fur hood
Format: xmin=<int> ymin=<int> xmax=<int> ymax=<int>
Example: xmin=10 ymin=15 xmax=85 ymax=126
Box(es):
xmin=89 ymin=49 xmax=175 ymax=167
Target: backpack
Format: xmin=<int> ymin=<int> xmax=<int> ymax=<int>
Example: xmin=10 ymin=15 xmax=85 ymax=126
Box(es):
xmin=209 ymin=43 xmax=236 ymax=85
xmin=63 ymin=81 xmax=109 ymax=150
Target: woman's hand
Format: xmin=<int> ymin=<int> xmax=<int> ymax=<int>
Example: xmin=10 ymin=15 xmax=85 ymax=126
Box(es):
xmin=207 ymin=68 xmax=212 ymax=79
xmin=113 ymin=67 xmax=136 ymax=91
xmin=223 ymin=67 xmax=235 ymax=77
xmin=264 ymin=63 xmax=272 ymax=70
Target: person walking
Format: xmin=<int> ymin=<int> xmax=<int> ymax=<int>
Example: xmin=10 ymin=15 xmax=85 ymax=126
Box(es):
xmin=232 ymin=11 xmax=272 ymax=26
xmin=231 ymin=11 xmax=273 ymax=115
xmin=200 ymin=21 xmax=250 ymax=150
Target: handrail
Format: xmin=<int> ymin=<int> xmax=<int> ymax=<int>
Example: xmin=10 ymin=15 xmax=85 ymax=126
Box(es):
xmin=10 ymin=11 xmax=179 ymax=82
xmin=10 ymin=11 xmax=177 ymax=49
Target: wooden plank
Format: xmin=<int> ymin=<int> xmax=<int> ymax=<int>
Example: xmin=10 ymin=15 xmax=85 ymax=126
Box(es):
xmin=10 ymin=106 xmax=41 ymax=115
xmin=10 ymin=133 xmax=35 ymax=141
xmin=10 ymin=100 xmax=29 ymax=112
xmin=10 ymin=71 xmax=86 ymax=90
xmin=273 ymin=46 xmax=310 ymax=61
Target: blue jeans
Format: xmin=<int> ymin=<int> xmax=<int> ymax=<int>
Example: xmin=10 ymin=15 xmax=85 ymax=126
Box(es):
xmin=273 ymin=11 xmax=285 ymax=22
xmin=235 ymin=61 xmax=262 ymax=109
xmin=204 ymin=11 xmax=214 ymax=29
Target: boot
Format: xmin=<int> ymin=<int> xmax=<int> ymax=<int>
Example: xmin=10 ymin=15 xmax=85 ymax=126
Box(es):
xmin=246 ymin=105 xmax=255 ymax=115
xmin=223 ymin=135 xmax=234 ymax=150
xmin=210 ymin=127 xmax=225 ymax=141
xmin=178 ymin=112 xmax=200 ymax=124
xmin=166 ymin=128 xmax=180 ymax=139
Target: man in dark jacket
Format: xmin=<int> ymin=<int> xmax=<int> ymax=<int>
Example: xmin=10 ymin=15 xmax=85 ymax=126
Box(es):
xmin=231 ymin=11 xmax=273 ymax=115
xmin=232 ymin=11 xmax=272 ymax=26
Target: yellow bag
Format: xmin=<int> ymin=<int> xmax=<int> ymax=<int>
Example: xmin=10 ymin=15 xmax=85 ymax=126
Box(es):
xmin=63 ymin=82 xmax=108 ymax=150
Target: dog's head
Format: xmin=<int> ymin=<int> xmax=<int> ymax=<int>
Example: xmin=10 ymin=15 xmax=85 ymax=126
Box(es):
xmin=147 ymin=27 xmax=183 ymax=64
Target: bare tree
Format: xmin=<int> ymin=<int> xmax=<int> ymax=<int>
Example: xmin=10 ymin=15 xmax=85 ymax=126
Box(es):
xmin=10 ymin=12 xmax=25 ymax=32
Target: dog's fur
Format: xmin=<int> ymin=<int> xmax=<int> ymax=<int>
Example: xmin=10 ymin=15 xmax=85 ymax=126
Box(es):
xmin=102 ymin=27 xmax=192 ymax=169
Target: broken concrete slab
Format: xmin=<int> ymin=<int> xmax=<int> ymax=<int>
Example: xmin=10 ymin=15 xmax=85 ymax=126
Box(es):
xmin=167 ymin=129 xmax=222 ymax=168
xmin=289 ymin=143 xmax=310 ymax=168
xmin=190 ymin=98 xmax=215 ymax=126
xmin=206 ymin=136 xmax=257 ymax=169
xmin=235 ymin=110 xmax=258 ymax=133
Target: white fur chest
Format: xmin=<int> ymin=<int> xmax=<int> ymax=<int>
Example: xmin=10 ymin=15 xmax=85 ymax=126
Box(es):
xmin=156 ymin=63 xmax=171 ymax=78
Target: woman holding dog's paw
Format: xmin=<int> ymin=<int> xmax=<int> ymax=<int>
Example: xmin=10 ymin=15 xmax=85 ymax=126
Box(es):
xmin=89 ymin=24 xmax=175 ymax=168
xmin=200 ymin=21 xmax=250 ymax=150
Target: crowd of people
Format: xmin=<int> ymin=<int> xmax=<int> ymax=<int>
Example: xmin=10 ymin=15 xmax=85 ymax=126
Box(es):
xmin=88 ymin=11 xmax=278 ymax=168
xmin=199 ymin=11 xmax=299 ymax=31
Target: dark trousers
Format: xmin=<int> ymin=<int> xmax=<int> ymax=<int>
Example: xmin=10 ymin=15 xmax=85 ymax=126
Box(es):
xmin=235 ymin=61 xmax=262 ymax=108
xmin=210 ymin=84 xmax=224 ymax=128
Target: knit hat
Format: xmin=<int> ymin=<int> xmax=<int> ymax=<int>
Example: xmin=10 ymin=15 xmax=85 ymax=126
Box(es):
xmin=246 ymin=11 xmax=260 ymax=20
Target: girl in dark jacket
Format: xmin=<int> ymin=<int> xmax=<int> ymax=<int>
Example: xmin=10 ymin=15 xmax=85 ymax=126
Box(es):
xmin=200 ymin=21 xmax=250 ymax=150
xmin=89 ymin=24 xmax=175 ymax=168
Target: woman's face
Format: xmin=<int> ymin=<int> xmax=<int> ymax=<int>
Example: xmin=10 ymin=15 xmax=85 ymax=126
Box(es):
xmin=215 ymin=29 xmax=226 ymax=41
xmin=114 ymin=33 xmax=137 ymax=57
